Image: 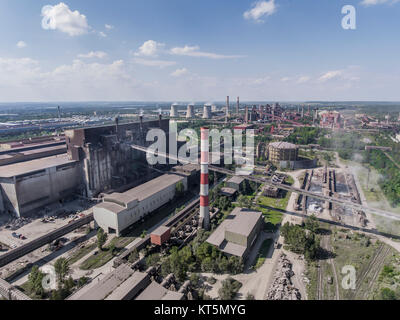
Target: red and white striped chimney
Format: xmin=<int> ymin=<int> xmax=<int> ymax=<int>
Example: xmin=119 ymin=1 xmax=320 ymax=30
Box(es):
xmin=200 ymin=127 xmax=210 ymax=230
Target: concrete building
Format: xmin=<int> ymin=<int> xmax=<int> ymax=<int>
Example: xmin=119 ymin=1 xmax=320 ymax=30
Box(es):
xmin=68 ymin=264 xmax=150 ymax=300
xmin=94 ymin=173 xmax=187 ymax=235
xmin=226 ymin=176 xmax=245 ymax=192
xmin=206 ymin=207 xmax=263 ymax=259
xmin=136 ymin=281 xmax=184 ymax=300
xmin=0 ymin=155 xmax=80 ymax=217
xmin=268 ymin=142 xmax=298 ymax=164
xmin=105 ymin=271 xmax=150 ymax=301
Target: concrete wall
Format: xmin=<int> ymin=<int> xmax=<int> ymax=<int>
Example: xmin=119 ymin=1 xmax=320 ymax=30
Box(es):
xmin=0 ymin=162 xmax=80 ymax=217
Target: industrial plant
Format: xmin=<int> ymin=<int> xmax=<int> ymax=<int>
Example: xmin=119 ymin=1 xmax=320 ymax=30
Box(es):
xmin=1 ymin=99 xmax=399 ymax=303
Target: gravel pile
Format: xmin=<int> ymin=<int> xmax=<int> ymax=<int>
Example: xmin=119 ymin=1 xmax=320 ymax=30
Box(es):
xmin=266 ymin=254 xmax=301 ymax=300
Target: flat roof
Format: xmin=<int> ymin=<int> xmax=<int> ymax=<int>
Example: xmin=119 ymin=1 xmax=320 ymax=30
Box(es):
xmin=226 ymin=210 xmax=262 ymax=237
xmin=104 ymin=173 xmax=185 ymax=205
xmin=220 ymin=187 xmax=237 ymax=196
xmin=151 ymin=226 xmax=170 ymax=237
xmin=206 ymin=207 xmax=262 ymax=258
xmin=227 ymin=176 xmax=245 ymax=185
xmin=74 ymin=264 xmax=134 ymax=300
xmin=0 ymin=154 xmax=76 ymax=178
xmin=135 ymin=282 xmax=183 ymax=301
xmin=105 ymin=272 xmax=149 ymax=301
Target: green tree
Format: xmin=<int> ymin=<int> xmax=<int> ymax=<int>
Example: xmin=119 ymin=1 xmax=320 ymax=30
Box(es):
xmin=54 ymin=258 xmax=69 ymax=284
xmin=304 ymin=215 xmax=319 ymax=233
xmin=27 ymin=265 xmax=46 ymax=298
xmin=218 ymin=278 xmax=242 ymax=300
xmin=97 ymin=228 xmax=108 ymax=250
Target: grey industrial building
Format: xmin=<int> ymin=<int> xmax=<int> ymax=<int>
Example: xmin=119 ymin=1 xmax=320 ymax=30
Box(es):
xmin=226 ymin=176 xmax=245 ymax=191
xmin=0 ymin=155 xmax=80 ymax=217
xmin=206 ymin=207 xmax=263 ymax=259
xmin=0 ymin=119 xmax=170 ymax=218
xmin=135 ymin=281 xmax=184 ymax=300
xmin=94 ymin=173 xmax=188 ymax=236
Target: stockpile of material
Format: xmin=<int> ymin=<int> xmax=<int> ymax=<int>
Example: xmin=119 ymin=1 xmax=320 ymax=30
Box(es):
xmin=266 ymin=254 xmax=301 ymax=300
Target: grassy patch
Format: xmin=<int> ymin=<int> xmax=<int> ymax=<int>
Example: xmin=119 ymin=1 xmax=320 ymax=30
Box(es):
xmin=80 ymin=236 xmax=135 ymax=270
xmin=254 ymin=239 xmax=273 ymax=269
xmin=67 ymin=243 xmax=97 ymax=265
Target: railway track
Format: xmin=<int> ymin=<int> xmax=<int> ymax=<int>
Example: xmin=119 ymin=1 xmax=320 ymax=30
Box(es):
xmin=362 ymin=246 xmax=391 ymax=300
xmin=349 ymin=244 xmax=390 ymax=300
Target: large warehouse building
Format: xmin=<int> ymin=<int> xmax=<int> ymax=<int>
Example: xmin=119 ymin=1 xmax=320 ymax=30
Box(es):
xmin=0 ymin=155 xmax=81 ymax=217
xmin=94 ymin=173 xmax=187 ymax=235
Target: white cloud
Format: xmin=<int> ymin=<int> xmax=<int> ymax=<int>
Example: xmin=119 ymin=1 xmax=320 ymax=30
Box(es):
xmin=0 ymin=56 xmax=143 ymax=101
xmin=133 ymin=58 xmax=176 ymax=68
xmin=280 ymin=77 xmax=291 ymax=82
xmin=244 ymin=0 xmax=277 ymax=23
xmin=171 ymin=68 xmax=189 ymax=77
xmin=297 ymin=76 xmax=310 ymax=84
xmin=41 ymin=3 xmax=89 ymax=36
xmin=360 ymin=0 xmax=400 ymax=6
xmin=318 ymin=70 xmax=343 ymax=82
xmin=77 ymin=51 xmax=108 ymax=59
xmin=134 ymin=40 xmax=165 ymax=57
xmin=99 ymin=31 xmax=107 ymax=38
xmin=105 ymin=24 xmax=114 ymax=30
xmin=16 ymin=41 xmax=27 ymax=48
xmin=169 ymin=45 xmax=244 ymax=59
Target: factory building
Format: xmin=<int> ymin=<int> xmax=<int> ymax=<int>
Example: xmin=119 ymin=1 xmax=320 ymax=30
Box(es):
xmin=268 ymin=142 xmax=299 ymax=163
xmin=65 ymin=119 xmax=169 ymax=197
xmin=319 ymin=111 xmax=342 ymax=129
xmin=226 ymin=176 xmax=245 ymax=192
xmin=206 ymin=207 xmax=263 ymax=259
xmin=0 ymin=155 xmax=81 ymax=217
xmin=94 ymin=173 xmax=187 ymax=236
xmin=136 ymin=281 xmax=184 ymax=300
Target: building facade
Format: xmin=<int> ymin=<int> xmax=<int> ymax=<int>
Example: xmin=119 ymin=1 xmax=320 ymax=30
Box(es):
xmin=94 ymin=174 xmax=187 ymax=236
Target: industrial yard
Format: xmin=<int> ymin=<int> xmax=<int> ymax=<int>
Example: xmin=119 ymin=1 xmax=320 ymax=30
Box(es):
xmin=0 ymin=99 xmax=399 ymax=302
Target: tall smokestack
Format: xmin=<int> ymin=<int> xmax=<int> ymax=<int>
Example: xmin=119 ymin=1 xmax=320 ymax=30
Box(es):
xmin=226 ymin=96 xmax=230 ymax=121
xmin=237 ymin=97 xmax=240 ymax=114
xmin=200 ymin=127 xmax=210 ymax=231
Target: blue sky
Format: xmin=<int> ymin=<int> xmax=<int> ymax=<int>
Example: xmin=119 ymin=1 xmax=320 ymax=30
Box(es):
xmin=0 ymin=0 xmax=399 ymax=102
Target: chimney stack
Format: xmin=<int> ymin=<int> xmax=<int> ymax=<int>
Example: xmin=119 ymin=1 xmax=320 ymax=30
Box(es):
xmin=200 ymin=127 xmax=210 ymax=230
xmin=237 ymin=97 xmax=240 ymax=114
